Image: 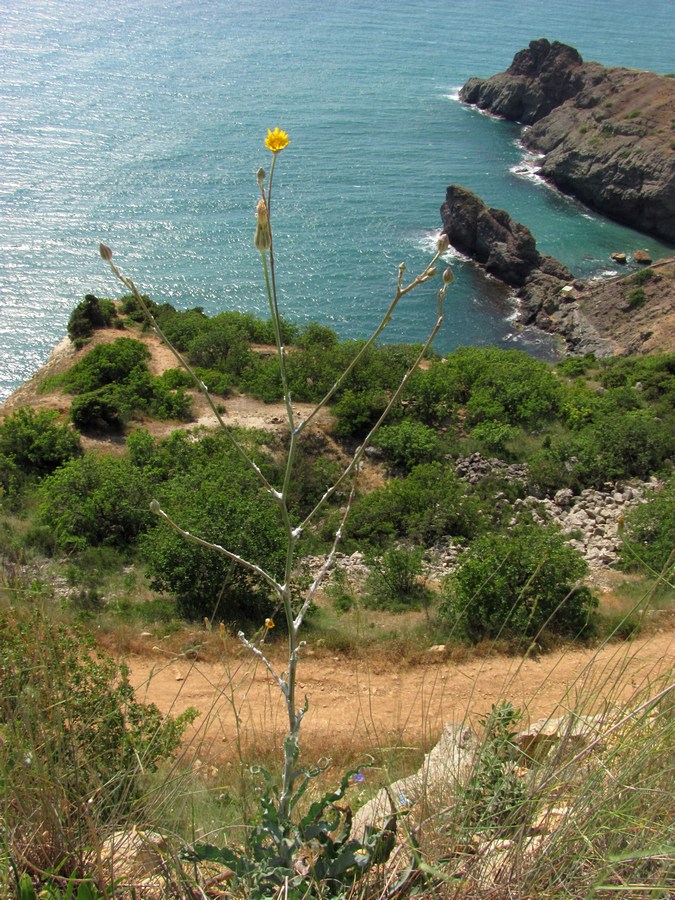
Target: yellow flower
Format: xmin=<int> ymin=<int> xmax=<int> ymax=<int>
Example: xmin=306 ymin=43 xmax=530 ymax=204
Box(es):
xmin=265 ymin=127 xmax=290 ymax=153
xmin=265 ymin=617 xmax=275 ymax=630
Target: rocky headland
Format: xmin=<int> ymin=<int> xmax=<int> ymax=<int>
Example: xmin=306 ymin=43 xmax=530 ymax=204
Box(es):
xmin=460 ymin=39 xmax=675 ymax=242
xmin=440 ymin=184 xmax=675 ymax=355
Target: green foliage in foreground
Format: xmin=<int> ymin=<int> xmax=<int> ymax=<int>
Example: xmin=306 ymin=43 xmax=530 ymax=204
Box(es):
xmin=184 ymin=762 xmax=397 ymax=899
xmin=458 ymin=702 xmax=531 ymax=838
xmin=0 ymin=610 xmax=196 ymax=879
xmin=441 ymin=525 xmax=598 ymax=642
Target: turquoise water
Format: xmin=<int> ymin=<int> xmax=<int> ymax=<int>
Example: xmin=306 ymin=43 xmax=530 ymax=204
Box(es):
xmin=1 ymin=0 xmax=673 ymax=401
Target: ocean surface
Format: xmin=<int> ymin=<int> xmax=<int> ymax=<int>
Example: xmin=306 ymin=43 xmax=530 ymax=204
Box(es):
xmin=1 ymin=0 xmax=674 ymax=402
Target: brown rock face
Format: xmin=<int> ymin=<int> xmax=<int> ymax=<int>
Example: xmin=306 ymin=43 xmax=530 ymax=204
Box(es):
xmin=440 ymin=185 xmax=570 ymax=287
xmin=461 ymin=39 xmax=585 ymax=125
xmin=459 ymin=39 xmax=675 ymax=242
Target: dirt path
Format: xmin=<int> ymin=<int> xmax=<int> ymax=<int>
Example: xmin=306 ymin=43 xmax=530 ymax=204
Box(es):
xmin=127 ymin=626 xmax=674 ymax=766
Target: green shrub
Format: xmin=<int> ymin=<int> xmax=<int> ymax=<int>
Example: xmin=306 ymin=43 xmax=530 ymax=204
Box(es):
xmin=61 ymin=339 xmax=192 ymax=431
xmin=332 ymin=388 xmax=388 ymax=438
xmin=470 ymin=421 xmax=518 ymax=456
xmin=70 ymin=387 xmax=127 ymax=432
xmin=555 ymin=353 xmax=596 ymax=378
xmin=630 ymin=267 xmax=656 ymax=287
xmin=119 ymin=291 xmax=159 ymax=323
xmin=571 ymin=409 xmax=673 ymax=485
xmin=440 ymin=525 xmax=597 ymax=642
xmin=347 ymin=462 xmax=484 ymax=548
xmin=626 ymin=287 xmax=645 ymax=309
xmin=372 ymin=420 xmax=441 ymax=471
xmin=67 ymin=294 xmax=117 ymax=343
xmin=37 ymin=454 xmax=152 ymax=551
xmin=62 ymin=337 xmax=151 ymax=394
xmin=620 ymin=476 xmax=675 ymax=574
xmin=408 ymin=347 xmax=562 ymax=429
xmin=0 ymin=407 xmax=81 ymax=476
xmin=141 ymin=453 xmax=286 ymax=623
xmin=364 ymin=546 xmax=430 ymax=611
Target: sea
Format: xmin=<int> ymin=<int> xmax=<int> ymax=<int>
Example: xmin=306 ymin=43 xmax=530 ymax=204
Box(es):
xmin=1 ymin=0 xmax=674 ymax=402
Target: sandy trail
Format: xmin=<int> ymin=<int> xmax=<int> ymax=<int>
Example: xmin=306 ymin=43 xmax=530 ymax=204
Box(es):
xmin=127 ymin=626 xmax=674 ymax=765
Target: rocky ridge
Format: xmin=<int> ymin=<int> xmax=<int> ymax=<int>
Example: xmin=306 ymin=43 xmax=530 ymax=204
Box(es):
xmin=459 ymin=39 xmax=675 ymax=242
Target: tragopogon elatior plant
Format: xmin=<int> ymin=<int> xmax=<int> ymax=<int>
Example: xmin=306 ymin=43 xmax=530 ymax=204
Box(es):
xmin=100 ymin=127 xmax=452 ymax=892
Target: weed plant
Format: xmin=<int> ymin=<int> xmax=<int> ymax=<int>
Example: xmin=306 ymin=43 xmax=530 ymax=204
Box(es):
xmin=95 ymin=127 xmax=451 ymax=898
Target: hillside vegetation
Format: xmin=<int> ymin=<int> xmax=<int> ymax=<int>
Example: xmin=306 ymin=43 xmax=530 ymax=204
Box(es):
xmin=1 ymin=296 xmax=673 ymax=898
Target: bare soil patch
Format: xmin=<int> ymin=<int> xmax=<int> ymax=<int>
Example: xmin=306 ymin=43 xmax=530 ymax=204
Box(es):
xmin=127 ymin=627 xmax=675 ymax=766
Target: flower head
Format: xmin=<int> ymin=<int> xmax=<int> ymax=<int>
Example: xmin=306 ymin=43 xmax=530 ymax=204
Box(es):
xmin=352 ymin=772 xmax=365 ymax=783
xmin=264 ymin=617 xmax=275 ymax=630
xmin=254 ymin=198 xmax=271 ymax=252
xmin=265 ymin=127 xmax=290 ymax=154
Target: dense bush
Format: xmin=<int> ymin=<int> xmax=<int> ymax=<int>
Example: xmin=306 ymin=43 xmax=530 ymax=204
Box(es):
xmin=61 ymin=337 xmax=151 ymax=394
xmin=441 ymin=525 xmax=597 ymax=642
xmin=67 ymin=294 xmax=118 ymax=343
xmin=372 ymin=420 xmax=441 ymax=471
xmin=59 ymin=338 xmax=192 ymax=431
xmin=346 ymin=462 xmax=484 ymax=548
xmin=141 ymin=443 xmax=285 ymax=623
xmin=37 ymin=454 xmax=153 ymax=550
xmin=408 ymin=347 xmax=562 ymax=429
xmin=620 ymin=475 xmax=675 ymax=574
xmin=0 ymin=407 xmax=81 ymax=476
xmin=566 ymin=409 xmax=673 ymax=487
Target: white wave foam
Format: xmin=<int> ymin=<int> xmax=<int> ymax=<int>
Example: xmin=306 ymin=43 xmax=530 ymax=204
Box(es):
xmin=444 ymin=86 xmax=463 ymax=102
xmin=510 ymin=144 xmax=547 ymax=185
xmin=417 ymin=230 xmax=471 ymax=262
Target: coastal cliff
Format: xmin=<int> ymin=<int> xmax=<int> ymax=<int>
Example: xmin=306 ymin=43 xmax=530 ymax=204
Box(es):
xmin=440 ymin=185 xmax=675 ymax=356
xmin=460 ymin=39 xmax=675 ymax=242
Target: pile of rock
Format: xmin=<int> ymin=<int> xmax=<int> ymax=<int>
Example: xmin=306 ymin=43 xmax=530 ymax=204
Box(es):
xmin=512 ymin=481 xmax=655 ymax=567
xmin=454 ymin=452 xmax=528 ymax=485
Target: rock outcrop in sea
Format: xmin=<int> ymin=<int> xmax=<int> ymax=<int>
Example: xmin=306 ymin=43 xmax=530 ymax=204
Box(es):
xmin=440 ymin=184 xmax=613 ymax=355
xmin=460 ymin=39 xmax=675 ymax=242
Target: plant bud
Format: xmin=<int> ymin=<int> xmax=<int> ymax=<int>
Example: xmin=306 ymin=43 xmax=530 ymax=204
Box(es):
xmin=436 ymin=234 xmax=449 ymax=253
xmin=99 ymin=243 xmax=113 ymax=262
xmin=149 ymin=499 xmax=161 ymax=514
xmin=443 ymin=267 xmax=454 ymax=285
xmin=257 ymin=167 xmax=266 ymax=184
xmin=254 ymin=198 xmax=271 ymax=252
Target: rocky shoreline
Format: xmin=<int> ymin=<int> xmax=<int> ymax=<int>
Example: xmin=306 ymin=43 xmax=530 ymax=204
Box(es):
xmin=440 ymin=184 xmax=675 ymax=356
xmin=459 ymin=39 xmax=675 ymax=242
